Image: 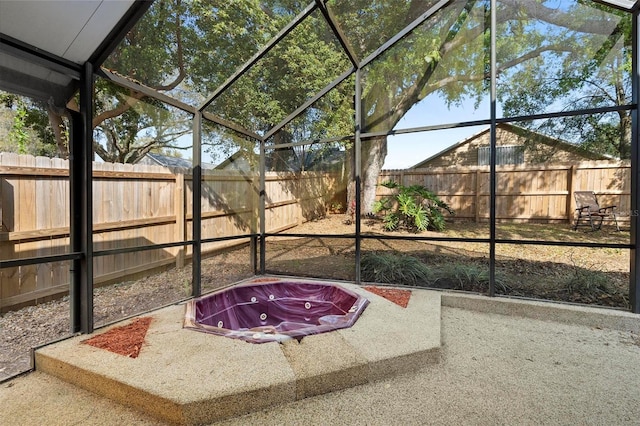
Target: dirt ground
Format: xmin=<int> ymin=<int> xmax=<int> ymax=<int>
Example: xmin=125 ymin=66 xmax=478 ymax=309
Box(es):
xmin=272 ymin=215 xmax=630 ymax=306
xmin=0 ymin=215 xmax=631 ymax=380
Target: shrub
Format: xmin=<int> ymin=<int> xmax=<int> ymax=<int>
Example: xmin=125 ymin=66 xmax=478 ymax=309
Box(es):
xmin=373 ymin=181 xmax=454 ymax=232
xmin=361 ymin=252 xmax=431 ymax=286
xmin=328 ymin=202 xmax=344 ymax=214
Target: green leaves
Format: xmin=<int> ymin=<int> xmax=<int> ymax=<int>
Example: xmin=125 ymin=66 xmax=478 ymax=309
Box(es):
xmin=496 ymin=2 xmax=632 ymax=159
xmin=0 ymin=93 xmax=60 ymax=157
xmin=9 ymin=100 xmax=29 ymax=154
xmin=375 ymin=180 xmax=453 ymax=233
xmin=382 ymin=212 xmax=400 ymax=231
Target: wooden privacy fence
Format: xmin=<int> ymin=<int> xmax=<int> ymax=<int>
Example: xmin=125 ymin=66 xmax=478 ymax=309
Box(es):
xmin=0 ymin=153 xmax=345 ymax=311
xmin=378 ymin=161 xmax=631 ymax=223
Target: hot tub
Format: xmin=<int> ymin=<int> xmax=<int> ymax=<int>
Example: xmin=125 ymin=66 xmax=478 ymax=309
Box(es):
xmin=183 ymin=279 xmax=369 ymax=343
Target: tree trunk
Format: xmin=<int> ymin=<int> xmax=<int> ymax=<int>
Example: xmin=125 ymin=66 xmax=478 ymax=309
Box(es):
xmin=346 ymin=135 xmax=388 ymax=217
xmin=362 ymin=136 xmax=387 ymax=214
xmin=46 ymin=107 xmax=69 ymax=159
xmin=620 ymin=110 xmax=631 ymax=160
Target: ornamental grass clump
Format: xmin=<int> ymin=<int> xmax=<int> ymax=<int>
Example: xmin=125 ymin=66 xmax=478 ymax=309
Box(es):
xmin=373 ymin=181 xmax=454 ymax=232
xmin=361 ymin=252 xmax=431 ymax=286
xmin=561 ymin=265 xmax=615 ymax=298
xmin=431 ymin=263 xmax=510 ymax=293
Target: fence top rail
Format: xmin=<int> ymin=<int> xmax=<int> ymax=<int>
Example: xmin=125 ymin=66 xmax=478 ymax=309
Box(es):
xmin=0 ymin=166 xmax=178 ymax=181
xmin=0 ymin=166 xmax=69 ymax=177
xmin=382 ymin=160 xmax=629 ymax=175
xmin=92 ymin=170 xmax=175 ymax=180
xmin=0 ymin=156 xmax=301 ymax=180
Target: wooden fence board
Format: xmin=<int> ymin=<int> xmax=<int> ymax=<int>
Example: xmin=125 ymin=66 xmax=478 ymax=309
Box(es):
xmin=0 ymin=157 xmax=342 ymax=310
xmin=379 ymin=162 xmax=630 ymax=222
xmin=2 ymin=157 xmax=627 ymax=310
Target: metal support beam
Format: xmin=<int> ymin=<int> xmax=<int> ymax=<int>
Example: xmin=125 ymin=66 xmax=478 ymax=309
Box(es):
xmin=360 ymin=105 xmax=633 ymax=141
xmin=77 ymin=63 xmax=94 ymax=333
xmin=97 ymin=68 xmax=196 ymax=114
xmin=0 ymin=33 xmax=81 ymax=78
xmin=192 ymin=112 xmax=202 ymax=297
xmin=201 ymin=111 xmax=263 ymax=142
xmin=267 ymin=134 xmax=352 ymax=150
xmin=355 ymin=69 xmax=362 ymax=284
xmin=263 ymin=67 xmax=355 ymax=141
xmin=316 ymin=0 xmax=360 ymax=67
xmin=259 ymin=140 xmax=266 ymax=274
xmin=489 ymin=0 xmax=497 ymax=297
xmin=630 ymin=8 xmax=640 ymax=313
xmin=69 ymin=110 xmax=82 ymax=333
xmin=0 ymin=32 xmax=81 ymax=104
xmin=360 ymin=0 xmax=453 ymax=69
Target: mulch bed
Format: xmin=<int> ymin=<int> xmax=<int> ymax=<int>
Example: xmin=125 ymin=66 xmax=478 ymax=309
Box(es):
xmin=364 ymin=286 xmax=412 ymax=308
xmin=82 ymin=317 xmax=152 ymax=358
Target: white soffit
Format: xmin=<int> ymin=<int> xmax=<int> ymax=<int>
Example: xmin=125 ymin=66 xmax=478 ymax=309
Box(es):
xmin=0 ymin=51 xmax=69 ymax=84
xmin=601 ymin=0 xmax=638 ymax=9
xmin=0 ymin=0 xmax=135 ymax=64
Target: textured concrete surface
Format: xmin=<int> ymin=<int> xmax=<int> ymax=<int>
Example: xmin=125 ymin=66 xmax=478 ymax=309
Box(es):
xmin=2 ymin=289 xmax=639 ymax=426
xmin=442 ymin=292 xmax=640 ymax=333
xmin=31 ymin=280 xmax=441 ymax=425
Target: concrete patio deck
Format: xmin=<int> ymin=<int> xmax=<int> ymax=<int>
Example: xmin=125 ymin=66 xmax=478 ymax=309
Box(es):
xmin=32 ymin=279 xmax=441 ymax=425
xmin=2 ymin=286 xmax=640 ymax=425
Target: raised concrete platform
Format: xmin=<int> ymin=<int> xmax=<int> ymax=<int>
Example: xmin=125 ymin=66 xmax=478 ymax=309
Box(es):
xmin=35 ymin=280 xmax=441 ymax=425
xmin=441 ymin=292 xmax=640 ymax=333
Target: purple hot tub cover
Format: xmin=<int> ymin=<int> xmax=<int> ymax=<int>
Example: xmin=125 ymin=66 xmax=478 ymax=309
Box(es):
xmin=184 ymin=278 xmax=369 ymax=343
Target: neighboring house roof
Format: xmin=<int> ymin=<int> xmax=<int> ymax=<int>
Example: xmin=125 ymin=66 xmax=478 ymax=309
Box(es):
xmin=408 ymin=123 xmax=612 ymax=169
xmin=215 ymin=147 xmax=345 ymax=172
xmin=141 ymin=152 xmax=215 ymax=170
xmin=299 ymin=147 xmax=345 ymax=171
xmin=409 ymin=127 xmax=489 ymax=169
xmin=215 ymin=150 xmax=258 ymax=170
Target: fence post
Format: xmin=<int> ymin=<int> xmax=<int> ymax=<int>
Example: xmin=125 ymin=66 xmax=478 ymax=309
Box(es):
xmin=174 ymin=172 xmax=185 ymax=268
xmin=566 ymin=165 xmax=577 ymax=224
xmin=250 ymin=171 xmax=258 ymax=274
xmin=297 ymin=173 xmax=303 ymax=226
xmin=475 ymin=169 xmax=481 ymax=223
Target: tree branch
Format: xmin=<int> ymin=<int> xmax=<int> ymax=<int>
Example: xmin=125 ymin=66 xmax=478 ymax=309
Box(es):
xmin=499 ymin=0 xmax=623 ymax=36
xmin=149 ymin=0 xmax=186 ymax=92
xmin=92 ymin=91 xmax=144 ymax=128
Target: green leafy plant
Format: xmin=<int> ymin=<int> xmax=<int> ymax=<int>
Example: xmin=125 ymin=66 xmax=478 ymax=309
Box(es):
xmin=329 ymin=202 xmax=344 ymax=214
xmin=361 ymin=252 xmax=431 ymax=286
xmin=9 ymin=100 xmax=29 ymax=154
xmin=373 ymin=181 xmax=454 ymax=232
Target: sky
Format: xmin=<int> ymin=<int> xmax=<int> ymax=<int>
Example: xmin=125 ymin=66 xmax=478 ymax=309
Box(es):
xmin=176 ymin=94 xmax=495 ymax=170
xmin=382 ymin=95 xmax=493 ymax=169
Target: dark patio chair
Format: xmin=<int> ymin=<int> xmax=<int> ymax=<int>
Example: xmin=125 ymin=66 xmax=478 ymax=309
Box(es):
xmin=572 ymin=191 xmax=619 ymax=231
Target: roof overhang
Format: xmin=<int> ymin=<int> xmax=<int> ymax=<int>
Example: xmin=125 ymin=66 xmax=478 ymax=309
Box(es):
xmin=0 ymin=0 xmax=151 ymax=105
xmin=596 ymin=0 xmax=639 ymax=11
